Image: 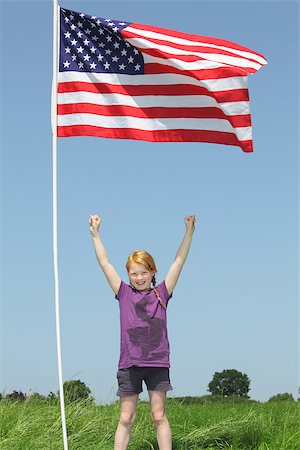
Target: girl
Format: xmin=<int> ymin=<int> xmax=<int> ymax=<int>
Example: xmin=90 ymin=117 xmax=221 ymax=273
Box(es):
xmin=89 ymin=214 xmax=196 ymax=450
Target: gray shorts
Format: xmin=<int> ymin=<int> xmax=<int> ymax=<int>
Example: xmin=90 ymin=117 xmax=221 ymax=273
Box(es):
xmin=117 ymin=366 xmax=173 ymax=397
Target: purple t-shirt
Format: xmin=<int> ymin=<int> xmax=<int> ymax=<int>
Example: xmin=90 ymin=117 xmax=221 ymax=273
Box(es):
xmin=115 ymin=281 xmax=172 ymax=369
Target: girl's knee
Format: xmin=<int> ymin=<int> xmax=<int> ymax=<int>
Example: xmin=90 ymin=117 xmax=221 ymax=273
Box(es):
xmin=151 ymin=411 xmax=167 ymax=426
xmin=119 ymin=411 xmax=136 ymax=428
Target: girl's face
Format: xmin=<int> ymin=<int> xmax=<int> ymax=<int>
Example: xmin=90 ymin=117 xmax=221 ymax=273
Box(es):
xmin=128 ymin=263 xmax=154 ymax=291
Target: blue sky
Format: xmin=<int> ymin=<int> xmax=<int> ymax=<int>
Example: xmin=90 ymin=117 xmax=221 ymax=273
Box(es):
xmin=0 ymin=0 xmax=299 ymax=404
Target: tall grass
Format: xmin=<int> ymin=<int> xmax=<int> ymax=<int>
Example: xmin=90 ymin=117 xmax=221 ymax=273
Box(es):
xmin=0 ymin=398 xmax=299 ymax=449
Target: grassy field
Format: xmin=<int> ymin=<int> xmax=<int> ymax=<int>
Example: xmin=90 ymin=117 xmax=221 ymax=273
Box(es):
xmin=0 ymin=398 xmax=299 ymax=449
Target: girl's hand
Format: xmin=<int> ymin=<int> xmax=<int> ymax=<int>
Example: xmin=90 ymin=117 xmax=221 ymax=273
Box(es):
xmin=184 ymin=215 xmax=196 ymax=233
xmin=89 ymin=214 xmax=101 ymax=237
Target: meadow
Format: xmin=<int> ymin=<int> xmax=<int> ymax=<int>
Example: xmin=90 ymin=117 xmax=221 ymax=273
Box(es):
xmin=0 ymin=397 xmax=299 ymax=450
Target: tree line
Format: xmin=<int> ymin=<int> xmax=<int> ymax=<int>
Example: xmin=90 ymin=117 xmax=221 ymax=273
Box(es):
xmin=1 ymin=369 xmax=298 ymax=404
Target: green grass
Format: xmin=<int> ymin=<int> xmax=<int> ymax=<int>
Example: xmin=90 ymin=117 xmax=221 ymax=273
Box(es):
xmin=0 ymin=398 xmax=299 ymax=449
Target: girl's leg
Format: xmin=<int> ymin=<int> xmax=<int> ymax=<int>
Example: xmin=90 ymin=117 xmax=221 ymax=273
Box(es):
xmin=114 ymin=394 xmax=139 ymax=450
xmin=148 ymin=390 xmax=172 ymax=450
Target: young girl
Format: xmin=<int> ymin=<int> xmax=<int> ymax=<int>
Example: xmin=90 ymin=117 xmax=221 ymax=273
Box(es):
xmin=89 ymin=214 xmax=195 ymax=450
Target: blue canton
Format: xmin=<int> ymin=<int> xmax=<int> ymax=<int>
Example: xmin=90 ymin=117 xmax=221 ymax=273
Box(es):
xmin=60 ymin=8 xmax=144 ymax=74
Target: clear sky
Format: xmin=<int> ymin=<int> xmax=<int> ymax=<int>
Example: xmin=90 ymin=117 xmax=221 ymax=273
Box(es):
xmin=0 ymin=0 xmax=299 ymax=405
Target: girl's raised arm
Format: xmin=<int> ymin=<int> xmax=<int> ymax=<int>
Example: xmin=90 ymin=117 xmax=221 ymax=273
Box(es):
xmin=165 ymin=215 xmax=196 ymax=295
xmin=89 ymin=215 xmax=121 ymax=295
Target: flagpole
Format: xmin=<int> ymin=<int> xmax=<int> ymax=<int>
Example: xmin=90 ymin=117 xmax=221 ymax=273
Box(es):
xmin=51 ymin=1 xmax=69 ymax=449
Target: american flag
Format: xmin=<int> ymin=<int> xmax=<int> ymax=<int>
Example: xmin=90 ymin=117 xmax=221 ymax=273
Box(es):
xmin=58 ymin=7 xmax=267 ymax=152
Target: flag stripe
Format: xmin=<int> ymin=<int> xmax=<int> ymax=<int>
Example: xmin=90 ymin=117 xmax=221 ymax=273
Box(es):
xmin=144 ymin=62 xmax=253 ymax=79
xmin=57 ymin=103 xmax=251 ymax=127
xmin=58 ymin=71 xmax=249 ymax=91
xmin=124 ymin=36 xmax=261 ymax=72
xmin=126 ymin=23 xmax=267 ymax=63
xmin=57 ymin=124 xmax=253 ymax=152
xmin=57 ymin=91 xmax=250 ymax=115
xmin=58 ymin=81 xmax=249 ymax=102
xmin=57 ymin=113 xmax=251 ymax=140
xmin=123 ymin=29 xmax=264 ymax=69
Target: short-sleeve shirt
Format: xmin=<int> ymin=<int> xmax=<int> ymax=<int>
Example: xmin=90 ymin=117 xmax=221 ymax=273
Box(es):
xmin=115 ymin=281 xmax=172 ymax=369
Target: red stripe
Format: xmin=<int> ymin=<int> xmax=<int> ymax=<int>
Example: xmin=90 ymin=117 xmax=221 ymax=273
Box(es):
xmin=58 ymin=81 xmax=249 ymax=102
xmin=123 ymin=30 xmax=261 ymax=66
xmin=57 ymin=124 xmax=253 ymax=152
xmin=126 ymin=23 xmax=266 ymax=60
xmin=144 ymin=62 xmax=253 ymax=79
xmin=57 ymin=103 xmax=251 ymax=127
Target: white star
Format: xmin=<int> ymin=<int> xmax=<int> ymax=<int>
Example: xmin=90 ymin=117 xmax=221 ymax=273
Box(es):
xmin=79 ymin=13 xmax=85 ymax=18
xmin=71 ymin=54 xmax=77 ymax=61
xmin=96 ymin=19 xmax=101 ymax=25
xmin=77 ymin=46 xmax=84 ymax=53
xmin=104 ymin=61 xmax=110 ymax=69
xmin=119 ymin=22 xmax=126 ymax=25
xmin=113 ymin=27 xmax=119 ymax=32
xmin=99 ymin=29 xmax=104 ymax=35
xmin=92 ymin=35 xmax=99 ymax=41
xmin=91 ymin=23 xmax=96 ymax=28
xmin=78 ymin=62 xmax=84 ymax=68
xmin=105 ymin=49 xmax=112 ymax=55
xmin=65 ymin=47 xmax=71 ymax=53
xmin=113 ymin=42 xmax=120 ymax=49
xmin=98 ymin=42 xmax=105 ymax=48
xmin=85 ymin=29 xmax=91 ymax=35
xmin=63 ymin=61 xmax=70 ymax=68
xmin=134 ymin=63 xmax=141 ymax=71
xmin=125 ymin=42 xmax=131 ymax=48
xmin=128 ymin=56 xmax=134 ymax=63
xmin=77 ymin=21 xmax=83 ymax=28
xmin=70 ymin=24 xmax=76 ymax=31
xmin=106 ymin=35 xmax=112 ymax=42
xmin=77 ymin=31 xmax=83 ymax=38
xmin=83 ymin=38 xmax=90 ymax=46
xmin=64 ymin=31 xmax=71 ymax=38
xmin=121 ymin=49 xmax=127 ymax=56
xmin=104 ymin=19 xmax=111 ymax=23
xmin=90 ymin=46 xmax=97 ymax=53
xmin=133 ymin=48 xmax=139 ymax=55
xmin=90 ymin=62 xmax=97 ymax=69
xmin=112 ymin=55 xmax=119 ymax=62
xmin=64 ymin=17 xmax=69 ymax=23
xmin=69 ymin=14 xmax=74 ymax=20
xmin=70 ymin=39 xmax=78 ymax=46
xmin=91 ymin=16 xmax=97 ymax=19
xmin=97 ymin=54 xmax=104 ymax=61
xmin=119 ymin=63 xmax=126 ymax=70
xmin=83 ymin=54 xmax=91 ymax=61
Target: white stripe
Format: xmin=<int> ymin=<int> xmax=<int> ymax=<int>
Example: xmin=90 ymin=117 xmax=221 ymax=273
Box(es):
xmin=219 ymin=101 xmax=250 ymax=116
xmin=58 ymin=71 xmax=248 ymax=92
xmin=58 ymin=91 xmax=219 ymax=108
xmin=58 ymin=91 xmax=250 ymax=116
xmin=58 ymin=113 xmax=252 ymax=141
xmin=125 ymin=26 xmax=267 ymax=66
xmin=143 ymin=53 xmax=226 ymax=70
xmin=127 ymin=37 xmax=262 ymax=71
xmin=143 ymin=53 xmax=231 ymax=71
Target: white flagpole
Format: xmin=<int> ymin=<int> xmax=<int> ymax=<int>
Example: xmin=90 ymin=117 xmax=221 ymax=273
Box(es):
xmin=51 ymin=1 xmax=69 ymax=449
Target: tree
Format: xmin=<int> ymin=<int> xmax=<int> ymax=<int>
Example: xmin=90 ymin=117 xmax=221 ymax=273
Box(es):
xmin=47 ymin=391 xmax=58 ymax=403
xmin=208 ymin=369 xmax=251 ymax=398
xmin=267 ymin=393 xmax=294 ymax=402
xmin=6 ymin=390 xmax=27 ymax=401
xmin=61 ymin=379 xmax=92 ymax=403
